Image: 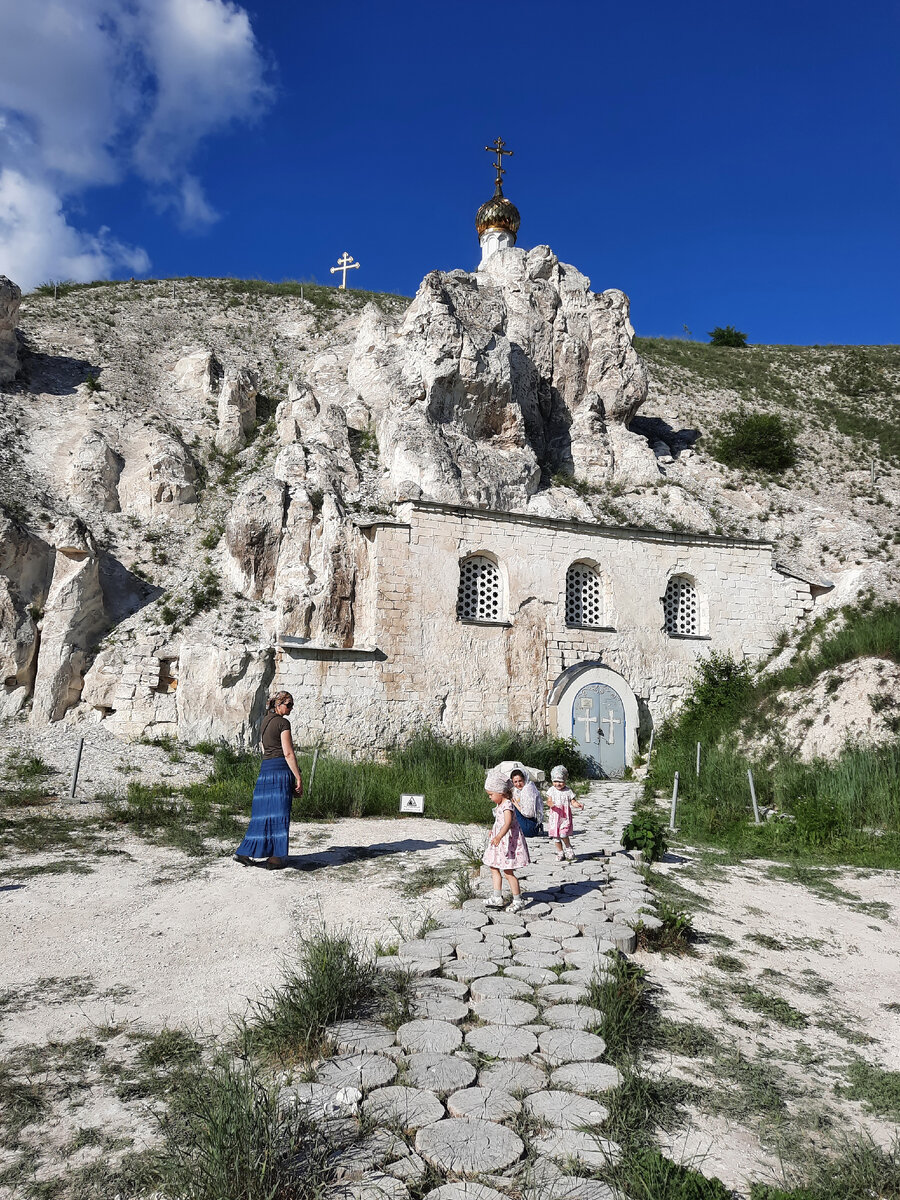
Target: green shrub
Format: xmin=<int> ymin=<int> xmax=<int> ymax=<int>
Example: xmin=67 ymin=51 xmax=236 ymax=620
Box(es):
xmin=157 ymin=1056 xmax=324 ymax=1200
xmin=682 ymin=651 xmax=753 ymax=726
xmin=708 ymin=325 xmax=747 ymax=347
xmin=712 ymin=410 xmax=797 ymax=472
xmin=622 ymin=813 xmax=668 ymax=862
xmin=245 ymin=930 xmax=412 ymax=1062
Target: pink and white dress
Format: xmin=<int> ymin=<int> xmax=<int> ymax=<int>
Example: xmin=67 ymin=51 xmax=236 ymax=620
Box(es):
xmin=482 ymin=798 xmax=531 ymax=870
xmin=546 ymin=787 xmax=576 ymax=838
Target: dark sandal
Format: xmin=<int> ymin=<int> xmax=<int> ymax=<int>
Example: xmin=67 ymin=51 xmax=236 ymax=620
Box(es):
xmin=234 ymin=854 xmax=252 ymax=866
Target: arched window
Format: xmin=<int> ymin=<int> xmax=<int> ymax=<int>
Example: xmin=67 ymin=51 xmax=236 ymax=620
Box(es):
xmin=664 ymin=575 xmax=698 ymax=637
xmin=457 ymin=555 xmax=502 ymax=622
xmin=565 ymin=562 xmax=604 ymax=628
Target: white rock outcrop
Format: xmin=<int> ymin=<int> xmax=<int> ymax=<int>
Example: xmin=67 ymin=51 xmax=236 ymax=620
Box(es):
xmin=30 ymin=519 xmax=107 ymax=725
xmin=215 ymin=367 xmax=259 ymax=453
xmin=348 ymin=245 xmax=652 ymax=509
xmin=0 ymin=276 xmax=21 ymax=385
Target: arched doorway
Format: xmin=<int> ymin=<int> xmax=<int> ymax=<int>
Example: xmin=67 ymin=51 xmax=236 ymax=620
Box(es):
xmin=547 ymin=663 xmax=639 ymax=779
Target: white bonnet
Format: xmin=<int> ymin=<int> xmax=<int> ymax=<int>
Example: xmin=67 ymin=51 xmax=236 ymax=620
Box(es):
xmin=485 ymin=770 xmax=512 ymax=795
xmin=550 ymin=765 xmax=569 ymax=781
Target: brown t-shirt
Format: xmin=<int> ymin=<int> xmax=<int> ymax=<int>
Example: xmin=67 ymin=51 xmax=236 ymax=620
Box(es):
xmin=261 ymin=713 xmax=290 ymax=759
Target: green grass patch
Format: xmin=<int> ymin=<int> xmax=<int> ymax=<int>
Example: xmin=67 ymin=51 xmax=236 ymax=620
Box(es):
xmin=734 ymin=984 xmax=808 ymax=1029
xmin=99 ymin=730 xmax=586 ymax=856
xmin=646 ymin=604 xmax=900 ymax=866
xmin=634 ymin=338 xmax=900 ymax=465
xmin=244 ymin=929 xmax=413 ymax=1063
xmin=837 ymin=1059 xmax=900 ymax=1120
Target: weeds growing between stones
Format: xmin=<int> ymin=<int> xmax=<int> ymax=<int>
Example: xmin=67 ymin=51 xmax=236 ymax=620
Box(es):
xmin=244 ymin=929 xmax=414 ymax=1063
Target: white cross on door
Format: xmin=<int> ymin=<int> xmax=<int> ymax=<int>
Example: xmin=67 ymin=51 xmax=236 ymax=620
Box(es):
xmin=600 ymin=709 xmax=621 ymax=744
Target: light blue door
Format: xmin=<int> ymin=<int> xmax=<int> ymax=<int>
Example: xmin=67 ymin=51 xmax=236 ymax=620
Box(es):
xmin=572 ymin=682 xmax=626 ymax=778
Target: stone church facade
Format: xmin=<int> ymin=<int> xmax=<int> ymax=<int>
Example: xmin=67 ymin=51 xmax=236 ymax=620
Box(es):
xmin=276 ymin=500 xmax=814 ymax=771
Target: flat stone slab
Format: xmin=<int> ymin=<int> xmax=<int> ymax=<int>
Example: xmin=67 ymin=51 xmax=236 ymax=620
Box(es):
xmin=543 ymin=1004 xmax=604 ymax=1031
xmin=404 ymin=1052 xmax=477 ymax=1092
xmin=523 ymin=1177 xmax=618 ymax=1200
xmin=447 ymin=1085 xmax=521 ymax=1121
xmin=317 ymin=1054 xmax=397 ymax=1089
xmin=412 ymin=995 xmax=470 ymax=1023
xmin=559 ymin=967 xmax=610 ymax=987
xmin=472 ymin=998 xmax=539 ymax=1026
xmin=478 ymin=1059 xmax=547 ymax=1095
xmin=525 ymin=1089 xmax=608 ymax=1130
xmin=505 ymin=965 xmax=557 ymax=986
xmin=442 ymin=958 xmax=499 ymax=981
xmin=415 ymin=976 xmax=469 ymax=999
xmin=470 ymin=975 xmax=534 ymax=1002
xmin=328 ymin=1021 xmax=397 ymax=1055
xmin=392 ymin=957 xmax=442 ymax=976
xmin=513 ymin=951 xmax=560 ymax=970
xmin=432 ymin=909 xmax=487 ymax=928
xmin=415 ymin=1117 xmax=524 ymax=1175
xmin=457 ymin=938 xmax=512 ymax=961
xmin=550 ymin=1062 xmax=623 ymax=1095
xmin=537 ymin=983 xmax=589 ymax=1004
xmin=326 ymin=1172 xmax=410 ymax=1200
xmin=485 ymin=914 xmax=528 ymax=932
xmin=514 ymin=935 xmax=565 ymax=956
xmin=563 ymin=949 xmax=615 ymax=970
xmin=363 ymin=1086 xmax=445 ymax=1130
xmin=537 ymin=1029 xmax=607 ymax=1066
xmin=279 ymin=1081 xmax=335 ymax=1112
xmin=531 ymin=1129 xmax=618 ymax=1169
xmin=527 ymin=919 xmax=581 ymax=940
xmin=400 ymin=938 xmax=456 ymax=960
xmin=424 ymin=1183 xmax=510 ymax=1200
xmin=519 ymin=903 xmax=553 ymax=919
xmin=329 ymin=1129 xmax=407 ymax=1178
xmin=465 ymin=1025 xmax=538 ymax=1060
xmin=397 ymin=1019 xmax=463 ymax=1054
xmin=606 ymin=925 xmax=638 ymax=953
xmin=428 ymin=926 xmax=482 ymax=944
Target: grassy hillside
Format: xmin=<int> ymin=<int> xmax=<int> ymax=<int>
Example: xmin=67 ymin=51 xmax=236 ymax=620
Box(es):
xmin=635 ymin=338 xmax=900 ymax=466
xmin=644 ymin=600 xmax=900 ymax=866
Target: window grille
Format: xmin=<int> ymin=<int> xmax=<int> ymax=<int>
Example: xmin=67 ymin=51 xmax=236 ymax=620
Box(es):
xmin=457 ymin=556 xmax=502 ymax=621
xmin=565 ymin=563 xmax=603 ymax=628
xmin=664 ymin=576 xmax=698 ymax=636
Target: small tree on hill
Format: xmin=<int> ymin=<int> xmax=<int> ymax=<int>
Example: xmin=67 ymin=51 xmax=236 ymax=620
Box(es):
xmin=708 ymin=325 xmax=748 ymax=348
xmin=712 ymin=410 xmax=797 ymax=472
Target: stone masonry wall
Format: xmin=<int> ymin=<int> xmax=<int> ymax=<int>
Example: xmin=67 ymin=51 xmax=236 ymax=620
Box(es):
xmin=275 ymin=502 xmax=813 ymax=757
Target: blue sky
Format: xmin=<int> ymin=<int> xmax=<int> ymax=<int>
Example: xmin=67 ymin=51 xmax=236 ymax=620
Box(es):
xmin=1 ymin=0 xmax=897 ymax=344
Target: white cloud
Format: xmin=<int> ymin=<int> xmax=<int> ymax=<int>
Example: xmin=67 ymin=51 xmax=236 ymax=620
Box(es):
xmin=0 ymin=0 xmax=271 ymax=289
xmin=0 ymin=169 xmax=150 ymax=287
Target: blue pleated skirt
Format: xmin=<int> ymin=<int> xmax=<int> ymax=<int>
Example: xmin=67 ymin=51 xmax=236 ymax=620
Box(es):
xmin=236 ymin=758 xmax=293 ymax=859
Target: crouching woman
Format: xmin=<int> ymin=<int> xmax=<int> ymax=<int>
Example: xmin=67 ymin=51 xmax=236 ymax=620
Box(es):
xmin=234 ymin=691 xmax=303 ymax=869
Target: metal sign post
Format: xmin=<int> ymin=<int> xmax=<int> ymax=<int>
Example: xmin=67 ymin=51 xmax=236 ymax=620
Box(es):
xmin=747 ymin=769 xmax=761 ymax=824
xmin=668 ymin=771 xmax=679 ymax=831
xmin=69 ymin=737 xmax=85 ymax=800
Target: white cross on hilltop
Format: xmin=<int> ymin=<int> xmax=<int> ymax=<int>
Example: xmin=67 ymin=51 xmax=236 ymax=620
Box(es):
xmin=330 ymin=251 xmax=360 ymax=289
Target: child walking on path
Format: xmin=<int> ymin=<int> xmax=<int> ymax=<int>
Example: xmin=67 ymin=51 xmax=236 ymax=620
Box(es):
xmin=482 ymin=770 xmax=530 ymax=912
xmin=546 ymin=765 xmax=584 ymax=862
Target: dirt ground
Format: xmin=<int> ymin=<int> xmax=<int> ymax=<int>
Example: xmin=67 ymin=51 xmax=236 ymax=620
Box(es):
xmin=1 ymin=811 xmax=478 ymax=1049
xmin=645 ymin=850 xmax=900 ymax=1192
xmin=2 ymin=804 xmax=899 ymax=1198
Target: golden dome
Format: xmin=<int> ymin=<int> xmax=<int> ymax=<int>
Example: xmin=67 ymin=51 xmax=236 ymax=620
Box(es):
xmin=476 ymin=184 xmax=521 ymax=239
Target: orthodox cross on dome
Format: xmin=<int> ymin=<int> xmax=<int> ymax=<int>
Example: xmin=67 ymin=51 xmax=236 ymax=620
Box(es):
xmin=330 ymin=251 xmax=360 ymax=289
xmin=485 ymin=136 xmax=513 ymax=193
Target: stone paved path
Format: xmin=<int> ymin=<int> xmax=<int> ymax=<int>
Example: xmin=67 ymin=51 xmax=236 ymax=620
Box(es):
xmin=309 ymin=781 xmax=646 ymax=1200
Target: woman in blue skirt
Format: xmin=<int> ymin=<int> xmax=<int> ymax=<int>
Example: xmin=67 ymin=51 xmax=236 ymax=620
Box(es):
xmin=234 ymin=691 xmax=303 ymax=869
